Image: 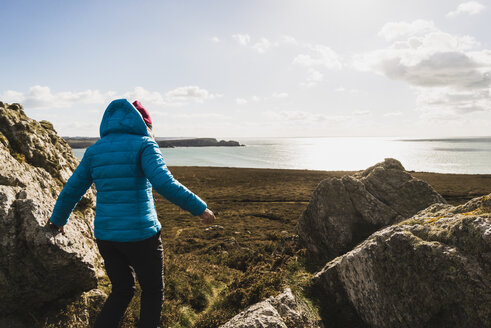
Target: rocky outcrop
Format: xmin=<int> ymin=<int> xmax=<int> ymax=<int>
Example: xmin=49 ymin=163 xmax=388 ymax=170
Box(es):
xmin=0 ymin=289 xmax=107 ymax=328
xmin=156 ymin=137 xmax=242 ymax=148
xmin=0 ymin=102 xmax=102 ymax=316
xmin=219 ymin=288 xmax=322 ymax=328
xmin=0 ymin=102 xmax=81 ymax=185
xmin=311 ymin=194 xmax=491 ymax=327
xmin=297 ymin=158 xmax=446 ymax=262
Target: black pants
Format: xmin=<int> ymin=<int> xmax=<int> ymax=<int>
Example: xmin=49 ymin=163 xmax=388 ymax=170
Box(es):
xmin=95 ymin=231 xmax=164 ymax=328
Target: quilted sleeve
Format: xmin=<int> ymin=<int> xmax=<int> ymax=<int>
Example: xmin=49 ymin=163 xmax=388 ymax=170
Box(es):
xmin=140 ymin=138 xmax=207 ymax=216
xmin=49 ymin=154 xmax=93 ymax=226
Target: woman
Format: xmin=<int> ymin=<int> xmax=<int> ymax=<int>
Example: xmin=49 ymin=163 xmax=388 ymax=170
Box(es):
xmin=49 ymin=99 xmax=216 ymax=328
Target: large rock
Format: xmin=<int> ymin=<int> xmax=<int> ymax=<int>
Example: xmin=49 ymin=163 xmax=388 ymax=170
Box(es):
xmin=311 ymin=194 xmax=491 ymax=327
xmin=0 ymin=102 xmax=102 ymax=316
xmin=297 ymin=158 xmax=446 ymax=262
xmin=0 ymin=289 xmax=107 ymax=328
xmin=219 ymin=288 xmax=322 ymax=328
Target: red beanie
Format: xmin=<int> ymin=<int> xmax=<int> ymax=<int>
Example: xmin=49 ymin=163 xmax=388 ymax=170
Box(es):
xmin=132 ymin=100 xmax=153 ymax=127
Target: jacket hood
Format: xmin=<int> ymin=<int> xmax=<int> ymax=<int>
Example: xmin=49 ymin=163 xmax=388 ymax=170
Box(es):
xmin=99 ymin=99 xmax=149 ymax=138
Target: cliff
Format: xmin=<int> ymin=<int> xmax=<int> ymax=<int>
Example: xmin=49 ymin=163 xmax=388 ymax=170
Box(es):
xmin=64 ymin=136 xmax=243 ymax=148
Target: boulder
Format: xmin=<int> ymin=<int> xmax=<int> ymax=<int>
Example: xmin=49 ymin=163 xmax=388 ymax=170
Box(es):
xmin=297 ymin=158 xmax=446 ymax=262
xmin=0 ymin=288 xmax=107 ymax=328
xmin=219 ymin=288 xmax=322 ymax=328
xmin=311 ymin=194 xmax=491 ymax=327
xmin=0 ymin=102 xmax=102 ymax=316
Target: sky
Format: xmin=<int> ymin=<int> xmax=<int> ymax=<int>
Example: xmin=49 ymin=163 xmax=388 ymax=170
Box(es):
xmin=1 ymin=0 xmax=490 ymax=138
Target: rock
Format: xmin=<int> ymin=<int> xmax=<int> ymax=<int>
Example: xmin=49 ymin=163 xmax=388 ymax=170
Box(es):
xmin=0 ymin=103 xmax=81 ymax=185
xmin=205 ymin=224 xmax=225 ymax=232
xmin=311 ymin=194 xmax=491 ymax=327
xmin=224 ymin=237 xmax=240 ymax=250
xmin=156 ymin=137 xmax=243 ymax=148
xmin=46 ymin=289 xmax=108 ymax=328
xmin=0 ymin=288 xmax=107 ymax=328
xmin=0 ymin=102 xmax=102 ymax=316
xmin=219 ymin=288 xmax=322 ymax=328
xmin=297 ymin=158 xmax=446 ymax=262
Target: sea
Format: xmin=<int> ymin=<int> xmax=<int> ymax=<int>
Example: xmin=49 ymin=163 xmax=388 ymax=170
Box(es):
xmin=71 ymin=137 xmax=491 ymax=174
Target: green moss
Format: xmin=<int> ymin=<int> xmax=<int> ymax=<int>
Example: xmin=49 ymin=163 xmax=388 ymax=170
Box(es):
xmin=13 ymin=152 xmax=26 ymax=163
xmin=40 ymin=120 xmax=55 ymax=131
xmin=0 ymin=132 xmax=8 ymax=147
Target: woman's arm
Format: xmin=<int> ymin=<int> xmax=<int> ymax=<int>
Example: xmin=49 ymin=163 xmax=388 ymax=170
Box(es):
xmin=140 ymin=138 xmax=208 ymax=216
xmin=49 ymin=155 xmax=93 ymax=228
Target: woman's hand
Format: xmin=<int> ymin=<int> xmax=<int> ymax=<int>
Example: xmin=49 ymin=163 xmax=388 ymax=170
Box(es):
xmin=199 ymin=208 xmax=216 ymax=225
xmin=47 ymin=220 xmax=65 ymax=234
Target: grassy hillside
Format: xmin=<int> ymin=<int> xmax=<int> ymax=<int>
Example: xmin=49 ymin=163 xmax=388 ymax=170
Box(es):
xmin=112 ymin=167 xmax=491 ymax=327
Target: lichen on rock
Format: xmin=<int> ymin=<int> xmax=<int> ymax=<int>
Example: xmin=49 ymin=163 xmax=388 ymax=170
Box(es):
xmin=0 ymin=102 xmax=103 ymax=321
xmin=219 ymin=288 xmax=322 ymax=328
xmin=311 ymin=194 xmax=491 ymax=327
xmin=297 ymin=158 xmax=446 ymax=263
xmin=0 ymin=101 xmax=80 ymax=186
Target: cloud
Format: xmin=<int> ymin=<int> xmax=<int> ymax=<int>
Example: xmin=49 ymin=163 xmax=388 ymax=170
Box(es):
xmin=2 ymin=85 xmax=220 ymax=109
xmin=415 ymin=86 xmax=491 ymax=114
xmin=173 ymin=112 xmax=230 ymax=120
xmin=293 ymin=44 xmax=341 ymax=87
xmin=378 ymin=20 xmax=437 ymax=41
xmin=211 ymin=36 xmax=220 ymax=43
xmin=1 ymin=90 xmax=24 ymax=103
xmin=383 ymin=111 xmax=403 ymax=117
xmin=271 ymin=92 xmax=288 ymax=98
xmin=232 ymin=33 xmax=251 ymax=46
xmin=353 ymin=20 xmax=491 ymax=117
xmin=228 ymin=34 xmax=339 ymax=87
xmin=334 ymin=87 xmax=363 ymax=94
xmin=164 ymin=85 xmax=220 ymax=104
xmin=353 ymin=110 xmax=371 ymax=117
xmin=293 ymin=44 xmax=342 ymax=69
xmin=1 ymin=85 xmax=115 ymax=109
xmin=231 ymin=34 xmax=298 ymax=53
xmin=301 ymin=69 xmax=324 ymax=87
xmin=447 ymin=1 xmax=485 ymax=18
xmin=252 ymin=38 xmax=272 ymax=53
xmin=123 ymin=86 xmax=166 ymax=106
xmin=280 ymin=35 xmax=298 ymax=45
xmin=262 ymin=110 xmax=350 ymax=123
xmin=235 ymin=98 xmax=247 ymax=105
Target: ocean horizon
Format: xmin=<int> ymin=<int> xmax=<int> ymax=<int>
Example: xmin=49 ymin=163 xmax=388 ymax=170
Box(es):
xmin=72 ymin=136 xmax=491 ymax=175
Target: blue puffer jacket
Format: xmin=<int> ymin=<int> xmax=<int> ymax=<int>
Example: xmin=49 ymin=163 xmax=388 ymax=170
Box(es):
xmin=50 ymin=99 xmax=207 ymax=242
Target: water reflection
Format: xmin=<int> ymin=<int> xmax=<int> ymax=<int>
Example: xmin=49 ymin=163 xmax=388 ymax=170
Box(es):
xmin=72 ymin=137 xmax=491 ymax=174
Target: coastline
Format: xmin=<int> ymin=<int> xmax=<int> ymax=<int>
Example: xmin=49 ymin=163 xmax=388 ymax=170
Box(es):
xmin=63 ymin=137 xmax=242 ymax=148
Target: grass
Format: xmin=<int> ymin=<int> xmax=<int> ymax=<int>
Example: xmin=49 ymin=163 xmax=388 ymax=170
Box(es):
xmin=27 ymin=166 xmax=491 ymax=327
xmin=114 ymin=166 xmax=343 ymax=327
xmin=99 ymin=167 xmax=491 ymax=327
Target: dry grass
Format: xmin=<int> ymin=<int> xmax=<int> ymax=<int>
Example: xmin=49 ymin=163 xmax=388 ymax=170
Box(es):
xmin=118 ymin=167 xmax=491 ymax=327
xmin=117 ymin=167 xmax=346 ymax=327
xmin=35 ymin=167 xmax=491 ymax=327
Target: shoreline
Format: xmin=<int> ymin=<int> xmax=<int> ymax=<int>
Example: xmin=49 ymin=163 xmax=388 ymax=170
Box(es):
xmin=64 ymin=137 xmax=242 ymax=148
